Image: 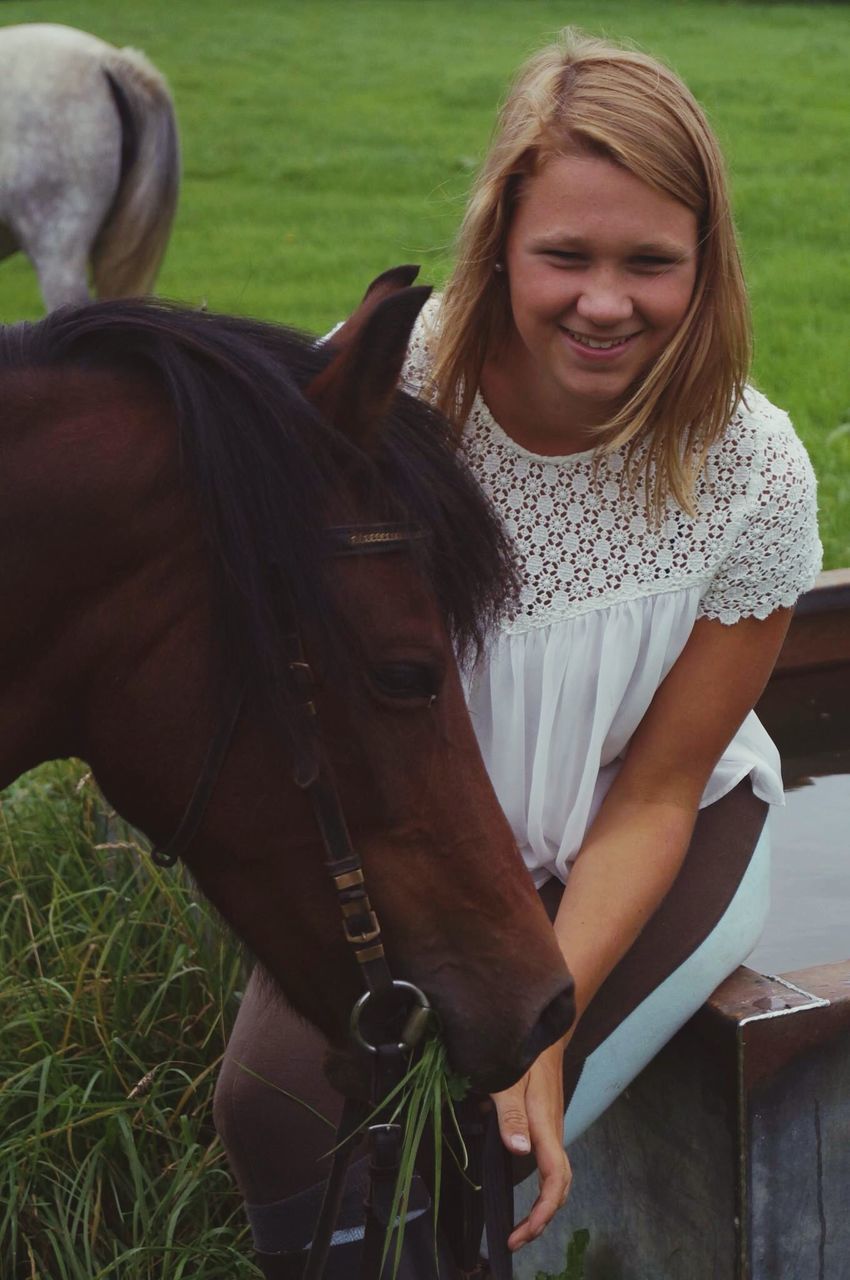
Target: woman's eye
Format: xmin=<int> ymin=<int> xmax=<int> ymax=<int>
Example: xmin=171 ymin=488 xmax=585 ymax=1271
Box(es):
xmin=631 ymin=256 xmax=676 ymax=272
xmin=548 ymin=251 xmax=584 ymax=265
xmin=371 ymin=662 xmax=440 ymax=701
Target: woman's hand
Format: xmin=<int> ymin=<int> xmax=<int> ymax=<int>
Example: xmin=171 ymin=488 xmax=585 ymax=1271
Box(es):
xmin=490 ymin=1036 xmax=572 ymax=1251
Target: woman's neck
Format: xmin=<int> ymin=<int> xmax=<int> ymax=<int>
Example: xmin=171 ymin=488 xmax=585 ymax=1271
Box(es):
xmin=479 ymin=352 xmax=615 ymax=457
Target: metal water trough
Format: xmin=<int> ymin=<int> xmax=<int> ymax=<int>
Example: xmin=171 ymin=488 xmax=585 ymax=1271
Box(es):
xmin=514 ymin=570 xmax=850 ymax=1280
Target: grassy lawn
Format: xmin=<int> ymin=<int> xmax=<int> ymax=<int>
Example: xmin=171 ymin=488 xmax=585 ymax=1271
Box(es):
xmin=0 ymin=0 xmax=848 ymax=562
xmin=0 ymin=2 xmax=848 ymax=1276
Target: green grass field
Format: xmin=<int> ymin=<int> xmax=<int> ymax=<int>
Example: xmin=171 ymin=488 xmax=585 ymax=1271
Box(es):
xmin=0 ymin=0 xmax=848 ymax=562
xmin=0 ymin=2 xmax=848 ymax=1276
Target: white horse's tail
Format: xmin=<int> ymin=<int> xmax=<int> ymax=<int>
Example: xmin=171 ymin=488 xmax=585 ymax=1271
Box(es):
xmin=91 ymin=46 xmax=180 ymax=298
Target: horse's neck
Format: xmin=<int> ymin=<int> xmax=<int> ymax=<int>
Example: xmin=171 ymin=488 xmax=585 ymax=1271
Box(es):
xmin=0 ymin=367 xmax=210 ymax=788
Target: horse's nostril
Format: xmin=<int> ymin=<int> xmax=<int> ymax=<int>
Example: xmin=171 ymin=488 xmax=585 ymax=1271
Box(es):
xmin=519 ymin=984 xmax=576 ymax=1071
xmin=452 ymin=981 xmax=576 ymax=1094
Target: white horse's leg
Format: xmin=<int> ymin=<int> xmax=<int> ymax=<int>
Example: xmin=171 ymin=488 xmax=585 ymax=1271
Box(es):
xmin=4 ymin=190 xmax=117 ymax=313
xmin=26 ymin=238 xmax=92 ymax=310
xmin=15 ymin=171 xmax=117 ymax=309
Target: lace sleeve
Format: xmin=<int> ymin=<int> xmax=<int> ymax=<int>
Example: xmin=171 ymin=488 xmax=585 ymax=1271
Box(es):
xmin=698 ymin=406 xmax=822 ymax=624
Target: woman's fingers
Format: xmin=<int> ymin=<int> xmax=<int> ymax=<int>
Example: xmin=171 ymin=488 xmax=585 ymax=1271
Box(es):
xmin=507 ymin=1147 xmax=573 ymax=1251
xmin=491 ymin=1080 xmax=532 ymax=1154
xmin=492 ymin=1041 xmax=572 ymax=1251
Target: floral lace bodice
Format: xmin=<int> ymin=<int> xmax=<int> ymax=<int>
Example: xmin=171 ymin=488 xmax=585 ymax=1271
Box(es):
xmin=403 ymin=299 xmax=822 ymax=633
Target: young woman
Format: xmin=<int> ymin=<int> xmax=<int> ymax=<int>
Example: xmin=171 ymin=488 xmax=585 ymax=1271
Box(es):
xmin=214 ymin=29 xmax=821 ymax=1278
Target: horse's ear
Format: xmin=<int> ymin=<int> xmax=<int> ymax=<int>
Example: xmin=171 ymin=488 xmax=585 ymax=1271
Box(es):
xmin=322 ymin=264 xmax=422 ymax=356
xmin=307 ymin=269 xmax=431 ymax=449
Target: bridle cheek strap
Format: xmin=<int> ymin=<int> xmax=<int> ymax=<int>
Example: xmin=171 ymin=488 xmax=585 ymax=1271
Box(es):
xmin=280 ymin=604 xmax=394 ymax=999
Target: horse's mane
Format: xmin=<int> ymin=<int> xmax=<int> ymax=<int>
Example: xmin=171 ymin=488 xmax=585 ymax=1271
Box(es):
xmin=0 ymin=298 xmax=516 ymax=713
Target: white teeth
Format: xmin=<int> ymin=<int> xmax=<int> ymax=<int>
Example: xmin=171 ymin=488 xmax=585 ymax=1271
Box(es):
xmin=565 ymin=328 xmax=633 ymax=350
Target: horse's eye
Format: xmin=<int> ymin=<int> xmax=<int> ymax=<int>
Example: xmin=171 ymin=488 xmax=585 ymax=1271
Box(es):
xmin=371 ymin=662 xmax=440 ymax=702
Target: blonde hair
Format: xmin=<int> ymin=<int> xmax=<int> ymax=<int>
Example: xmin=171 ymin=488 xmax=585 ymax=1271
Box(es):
xmin=431 ymin=28 xmax=751 ymax=515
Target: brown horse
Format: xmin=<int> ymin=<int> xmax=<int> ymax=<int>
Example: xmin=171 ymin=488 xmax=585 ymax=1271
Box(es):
xmin=0 ymin=269 xmax=573 ymax=1094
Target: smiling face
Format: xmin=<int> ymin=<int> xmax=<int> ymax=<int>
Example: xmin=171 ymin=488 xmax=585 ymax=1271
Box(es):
xmin=494 ymin=151 xmax=699 ymax=448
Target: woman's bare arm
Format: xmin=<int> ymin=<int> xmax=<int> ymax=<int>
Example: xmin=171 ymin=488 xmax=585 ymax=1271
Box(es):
xmin=552 ymin=607 xmax=792 ymax=1014
xmin=494 ymin=606 xmax=793 ymax=1250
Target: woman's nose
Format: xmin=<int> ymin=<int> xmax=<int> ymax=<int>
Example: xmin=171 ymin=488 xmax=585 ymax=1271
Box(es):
xmin=575 ymin=273 xmax=634 ymax=326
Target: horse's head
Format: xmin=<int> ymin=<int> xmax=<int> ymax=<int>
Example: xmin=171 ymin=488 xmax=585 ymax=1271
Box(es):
xmin=0 ymin=276 xmax=574 ymax=1093
xmin=186 ymin=269 xmax=573 ymax=1091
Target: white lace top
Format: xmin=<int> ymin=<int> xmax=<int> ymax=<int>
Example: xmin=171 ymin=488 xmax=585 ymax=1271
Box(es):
xmin=403 ymin=298 xmax=823 ymax=887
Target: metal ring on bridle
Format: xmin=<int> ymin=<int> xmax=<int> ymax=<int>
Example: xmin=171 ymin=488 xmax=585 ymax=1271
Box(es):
xmin=349 ymin=980 xmax=432 ymax=1055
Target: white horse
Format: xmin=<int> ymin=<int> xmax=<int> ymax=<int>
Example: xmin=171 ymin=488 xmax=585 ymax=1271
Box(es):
xmin=0 ymin=24 xmax=179 ymax=311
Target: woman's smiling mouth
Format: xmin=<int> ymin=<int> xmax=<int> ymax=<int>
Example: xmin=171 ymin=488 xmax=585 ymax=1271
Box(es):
xmin=560 ymin=322 xmax=640 ymax=358
xmin=561 ymin=326 xmax=642 ymax=353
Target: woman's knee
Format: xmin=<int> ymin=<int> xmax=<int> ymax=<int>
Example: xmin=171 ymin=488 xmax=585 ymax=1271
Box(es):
xmin=212 ymin=1035 xmax=266 ymax=1165
xmin=214 ymin=971 xmax=345 ymax=1202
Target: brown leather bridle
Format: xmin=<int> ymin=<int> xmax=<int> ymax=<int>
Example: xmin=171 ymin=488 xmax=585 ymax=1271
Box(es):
xmin=149 ymin=522 xmax=447 ymax=1280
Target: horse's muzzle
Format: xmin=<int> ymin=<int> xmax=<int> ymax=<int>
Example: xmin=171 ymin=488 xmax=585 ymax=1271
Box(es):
xmin=456 ymin=978 xmax=577 ymax=1096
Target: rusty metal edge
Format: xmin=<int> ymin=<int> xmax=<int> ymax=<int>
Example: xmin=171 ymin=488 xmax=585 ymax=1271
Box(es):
xmin=703 ymin=964 xmax=850 ymax=1026
xmin=702 ymin=960 xmax=850 ymax=1280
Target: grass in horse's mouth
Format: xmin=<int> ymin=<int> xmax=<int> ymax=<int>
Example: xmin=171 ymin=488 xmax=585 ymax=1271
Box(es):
xmin=236 ymin=1031 xmax=471 ymax=1277
xmin=371 ymin=1044 xmax=591 ymax=1280
xmin=370 ymin=1033 xmax=472 ymax=1278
